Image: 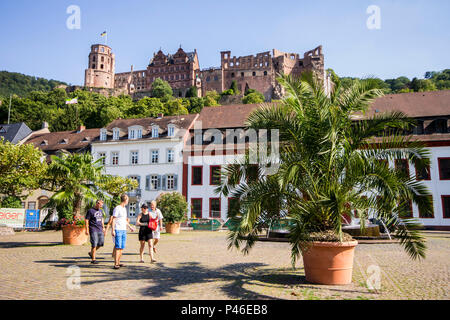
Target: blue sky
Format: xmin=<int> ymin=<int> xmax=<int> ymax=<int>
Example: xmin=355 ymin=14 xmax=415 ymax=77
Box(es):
xmin=0 ymin=0 xmax=449 ymax=85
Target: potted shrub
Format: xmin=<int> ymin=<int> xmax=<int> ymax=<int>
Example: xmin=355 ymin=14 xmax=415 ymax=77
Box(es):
xmin=56 ymin=216 xmax=87 ymax=245
xmin=157 ymin=192 xmax=188 ymax=234
xmin=217 ymin=73 xmax=433 ymax=285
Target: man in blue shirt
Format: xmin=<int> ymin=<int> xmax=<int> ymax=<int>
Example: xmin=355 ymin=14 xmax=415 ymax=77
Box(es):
xmin=85 ymin=200 xmax=105 ymax=264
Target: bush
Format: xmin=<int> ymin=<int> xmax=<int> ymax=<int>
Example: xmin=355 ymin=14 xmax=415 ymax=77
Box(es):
xmin=242 ymin=91 xmax=265 ymax=104
xmin=0 ymin=196 xmax=22 ymax=208
xmin=156 ymin=192 xmax=188 ymax=224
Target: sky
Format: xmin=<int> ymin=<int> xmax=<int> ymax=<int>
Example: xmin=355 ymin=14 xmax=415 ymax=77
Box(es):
xmin=0 ymin=0 xmax=449 ymax=86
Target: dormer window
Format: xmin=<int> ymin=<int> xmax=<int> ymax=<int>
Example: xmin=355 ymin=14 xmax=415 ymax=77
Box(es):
xmin=59 ymin=139 xmax=68 ymax=144
xmin=100 ymin=129 xmax=107 ymax=141
xmin=40 ymin=140 xmax=48 ymax=146
xmin=168 ymin=125 xmax=175 ymax=137
xmin=128 ymin=126 xmax=143 ymax=140
xmin=113 ymin=128 xmax=120 ymax=140
xmin=152 ymin=126 xmax=159 ymax=138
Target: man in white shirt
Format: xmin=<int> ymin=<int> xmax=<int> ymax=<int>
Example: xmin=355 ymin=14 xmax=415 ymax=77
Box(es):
xmin=111 ymin=194 xmax=135 ymax=269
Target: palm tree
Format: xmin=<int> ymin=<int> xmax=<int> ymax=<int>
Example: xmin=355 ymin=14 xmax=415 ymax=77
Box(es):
xmin=216 ymin=72 xmax=433 ymax=268
xmin=44 ymin=152 xmax=105 ymax=218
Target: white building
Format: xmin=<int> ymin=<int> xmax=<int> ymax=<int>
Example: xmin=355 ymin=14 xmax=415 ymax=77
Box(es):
xmin=91 ymin=114 xmax=198 ymax=223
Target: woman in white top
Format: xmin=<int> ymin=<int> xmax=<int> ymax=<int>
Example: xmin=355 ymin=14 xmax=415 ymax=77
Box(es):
xmin=149 ymin=200 xmax=163 ymax=257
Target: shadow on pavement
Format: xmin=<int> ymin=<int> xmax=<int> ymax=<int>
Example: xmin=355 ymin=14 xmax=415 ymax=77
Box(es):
xmin=0 ymin=241 xmax=62 ymax=248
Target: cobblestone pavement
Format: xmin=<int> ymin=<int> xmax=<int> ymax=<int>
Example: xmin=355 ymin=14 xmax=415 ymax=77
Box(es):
xmin=0 ymin=230 xmax=448 ymax=300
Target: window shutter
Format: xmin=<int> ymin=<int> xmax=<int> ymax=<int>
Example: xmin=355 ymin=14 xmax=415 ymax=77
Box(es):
xmin=157 ymin=175 xmax=162 ymax=190
xmin=145 ymin=175 xmax=150 ymax=191
xmin=161 ymin=175 xmax=167 ymax=191
xmin=174 ymin=174 xmax=178 ymax=190
xmin=136 ymin=176 xmax=141 ymax=189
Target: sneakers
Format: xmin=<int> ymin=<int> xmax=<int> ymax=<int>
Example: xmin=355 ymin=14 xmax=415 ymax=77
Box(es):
xmin=91 ymin=260 xmax=99 ymax=264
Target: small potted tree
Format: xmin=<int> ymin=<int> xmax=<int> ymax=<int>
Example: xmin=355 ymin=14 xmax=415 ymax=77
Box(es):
xmin=43 ymin=153 xmax=105 ymax=245
xmin=156 ymin=192 xmax=188 ymax=234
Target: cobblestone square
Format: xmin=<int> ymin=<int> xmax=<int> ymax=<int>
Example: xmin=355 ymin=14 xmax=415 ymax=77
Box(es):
xmin=0 ymin=230 xmax=448 ymax=300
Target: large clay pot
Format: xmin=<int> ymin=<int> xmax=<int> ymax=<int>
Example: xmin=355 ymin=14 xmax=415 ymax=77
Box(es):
xmin=62 ymin=225 xmax=88 ymax=245
xmin=164 ymin=222 xmax=181 ymax=234
xmin=302 ymin=240 xmax=358 ymax=285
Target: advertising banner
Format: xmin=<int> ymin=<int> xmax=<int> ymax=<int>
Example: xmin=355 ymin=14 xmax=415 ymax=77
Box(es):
xmin=0 ymin=208 xmax=26 ymax=228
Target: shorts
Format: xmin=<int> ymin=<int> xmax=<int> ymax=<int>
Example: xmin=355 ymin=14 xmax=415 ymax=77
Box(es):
xmin=139 ymin=227 xmax=153 ymax=242
xmin=114 ymin=230 xmax=127 ymax=249
xmin=90 ymin=231 xmax=104 ymax=248
xmin=152 ymin=230 xmax=160 ymax=239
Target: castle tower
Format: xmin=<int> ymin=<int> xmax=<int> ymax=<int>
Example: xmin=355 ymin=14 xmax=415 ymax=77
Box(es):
xmin=84 ymin=44 xmax=115 ymax=88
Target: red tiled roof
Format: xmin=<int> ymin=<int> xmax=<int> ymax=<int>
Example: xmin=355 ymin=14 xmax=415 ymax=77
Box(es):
xmin=26 ymin=128 xmax=100 ymax=152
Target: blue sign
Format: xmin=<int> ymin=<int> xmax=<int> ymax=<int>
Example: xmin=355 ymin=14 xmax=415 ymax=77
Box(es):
xmin=25 ymin=210 xmax=40 ymax=229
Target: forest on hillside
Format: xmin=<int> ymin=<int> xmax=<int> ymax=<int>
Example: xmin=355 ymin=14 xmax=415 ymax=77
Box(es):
xmin=0 ymin=69 xmax=449 ymax=132
xmin=0 ymin=71 xmax=68 ymax=97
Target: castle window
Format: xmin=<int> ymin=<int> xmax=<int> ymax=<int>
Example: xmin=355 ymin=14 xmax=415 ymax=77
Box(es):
xmin=206 ymin=76 xmax=210 ymax=82
xmin=264 ymin=71 xmax=267 ymax=76
xmin=214 ymin=76 xmax=218 ymax=81
xmin=252 ymin=72 xmax=256 ymax=76
xmin=101 ymin=47 xmax=104 ymax=53
xmin=101 ymin=64 xmax=104 ymax=69
xmin=101 ymin=57 xmax=104 ymax=62
xmin=92 ymin=56 xmax=96 ymax=62
xmin=92 ymin=64 xmax=96 ymax=69
xmin=241 ymin=72 xmax=244 ymax=77
xmin=231 ymin=72 xmax=235 ymax=78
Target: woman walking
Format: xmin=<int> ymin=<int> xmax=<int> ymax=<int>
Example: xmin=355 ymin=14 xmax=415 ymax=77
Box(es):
xmin=136 ymin=203 xmax=155 ymax=263
xmin=149 ymin=200 xmax=163 ymax=257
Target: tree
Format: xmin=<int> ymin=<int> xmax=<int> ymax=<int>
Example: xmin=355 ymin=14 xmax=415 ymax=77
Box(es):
xmin=164 ymin=99 xmax=189 ymax=116
xmin=217 ymin=72 xmax=432 ymax=265
xmin=187 ymin=97 xmax=204 ymax=113
xmin=185 ymin=86 xmax=198 ymax=98
xmin=0 ymin=138 xmax=47 ymax=199
xmin=230 ymin=80 xmax=240 ymax=95
xmin=203 ymin=90 xmax=220 ymax=107
xmin=1 ymin=196 xmax=22 ymax=208
xmin=151 ymin=78 xmax=173 ymax=100
xmin=242 ymin=91 xmax=265 ymax=104
xmin=43 ymin=153 xmax=105 ymax=218
xmin=98 ymin=175 xmax=138 ymax=215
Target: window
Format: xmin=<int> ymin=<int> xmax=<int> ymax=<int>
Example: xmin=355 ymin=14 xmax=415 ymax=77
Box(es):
xmin=227 ymin=198 xmax=239 ymax=217
xmin=168 ymin=125 xmax=175 ymax=137
xmin=151 ymin=150 xmax=159 ymax=164
xmin=398 ymin=200 xmax=413 ymax=218
xmin=129 ymin=129 xmax=136 ymax=139
xmin=252 ymin=72 xmax=256 ymax=76
xmin=150 ymin=175 xmax=159 ymax=190
xmin=415 ymin=161 xmax=431 ymax=180
xmin=130 ymin=151 xmax=139 ymax=165
xmin=167 ymin=175 xmax=175 ymax=190
xmin=418 ymin=196 xmax=434 ymax=218
xmin=442 ymin=196 xmax=450 ymax=219
xmin=28 ymin=202 xmax=36 ymax=210
xmin=395 ymin=159 xmax=409 ymax=177
xmin=264 ymin=71 xmax=267 ymax=76
xmin=210 ymin=166 xmax=221 ymax=185
xmin=192 ymin=166 xmax=203 ymax=185
xmin=152 ymin=126 xmax=159 ymax=138
xmin=113 ymin=128 xmax=120 ymax=140
xmin=98 ymin=152 xmax=106 ymax=165
xmin=129 ymin=175 xmax=140 ymax=189
xmin=128 ymin=202 xmax=137 ymax=217
xmin=100 ymin=129 xmax=107 ymax=141
xmin=241 ymin=72 xmax=244 ymax=77
xmin=111 ymin=152 xmax=119 ymax=165
xmin=438 ymin=158 xmax=450 ymax=180
xmin=191 ymin=198 xmax=202 ymax=218
xmin=167 ymin=149 xmax=175 ymax=163
xmin=209 ymin=198 xmax=221 ymax=218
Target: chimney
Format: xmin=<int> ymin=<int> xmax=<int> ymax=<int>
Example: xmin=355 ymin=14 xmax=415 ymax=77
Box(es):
xmin=157 ymin=113 xmax=164 ymax=119
xmin=42 ymin=121 xmax=49 ymax=129
xmin=77 ymin=125 xmax=86 ymax=133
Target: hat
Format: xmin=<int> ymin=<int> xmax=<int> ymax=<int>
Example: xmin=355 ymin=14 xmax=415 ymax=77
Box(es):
xmin=141 ymin=203 xmax=148 ymax=209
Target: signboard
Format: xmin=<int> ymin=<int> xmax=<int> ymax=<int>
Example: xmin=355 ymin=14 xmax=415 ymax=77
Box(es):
xmin=0 ymin=208 xmax=26 ymax=228
xmin=190 ymin=218 xmax=222 ymax=231
xmin=25 ymin=210 xmax=40 ymax=229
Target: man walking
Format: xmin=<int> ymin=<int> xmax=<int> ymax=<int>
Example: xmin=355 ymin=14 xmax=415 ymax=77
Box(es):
xmin=85 ymin=200 xmax=105 ymax=264
xmin=111 ymin=194 xmax=135 ymax=269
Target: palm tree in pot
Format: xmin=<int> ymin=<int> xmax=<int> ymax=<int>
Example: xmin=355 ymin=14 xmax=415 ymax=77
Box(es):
xmin=216 ymin=73 xmax=433 ymax=285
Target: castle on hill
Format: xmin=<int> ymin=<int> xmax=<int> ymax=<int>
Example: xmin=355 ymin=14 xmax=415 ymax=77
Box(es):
xmin=84 ymin=44 xmax=326 ymax=101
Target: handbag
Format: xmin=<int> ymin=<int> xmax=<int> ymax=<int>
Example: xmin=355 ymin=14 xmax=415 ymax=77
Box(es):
xmin=148 ymin=216 xmax=158 ymax=231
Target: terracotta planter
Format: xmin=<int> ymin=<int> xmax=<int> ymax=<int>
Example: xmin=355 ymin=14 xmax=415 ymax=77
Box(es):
xmin=165 ymin=222 xmax=181 ymax=234
xmin=302 ymin=240 xmax=358 ymax=285
xmin=62 ymin=225 xmax=88 ymax=245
